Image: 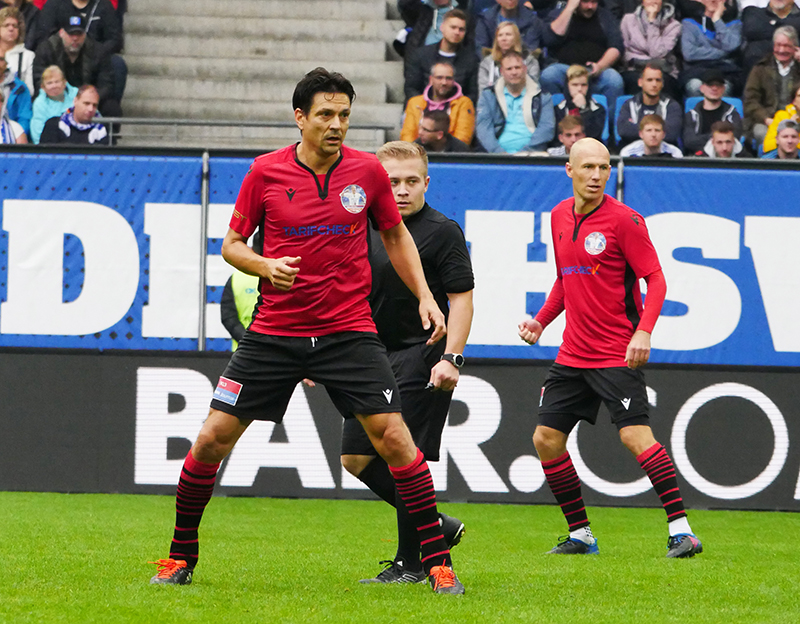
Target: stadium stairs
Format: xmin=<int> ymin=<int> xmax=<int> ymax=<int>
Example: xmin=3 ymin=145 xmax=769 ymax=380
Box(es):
xmin=121 ymin=0 xmax=404 ymax=149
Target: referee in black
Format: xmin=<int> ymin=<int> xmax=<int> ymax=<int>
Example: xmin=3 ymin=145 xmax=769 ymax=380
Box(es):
xmin=341 ymin=141 xmax=475 ymax=584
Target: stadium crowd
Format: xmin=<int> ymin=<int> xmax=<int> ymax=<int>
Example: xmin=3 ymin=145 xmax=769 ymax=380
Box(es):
xmin=1 ymin=0 xmax=125 ymax=145
xmin=396 ymin=0 xmax=800 ymax=158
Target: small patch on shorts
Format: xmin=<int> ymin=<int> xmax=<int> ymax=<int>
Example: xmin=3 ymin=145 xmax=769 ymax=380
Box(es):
xmin=539 ymin=386 xmax=545 ymax=407
xmin=214 ymin=376 xmax=242 ymax=406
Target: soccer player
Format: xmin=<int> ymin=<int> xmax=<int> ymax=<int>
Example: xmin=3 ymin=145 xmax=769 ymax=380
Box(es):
xmin=341 ymin=141 xmax=474 ymax=584
xmin=518 ymin=138 xmax=703 ymax=559
xmin=149 ymin=68 xmax=464 ymax=594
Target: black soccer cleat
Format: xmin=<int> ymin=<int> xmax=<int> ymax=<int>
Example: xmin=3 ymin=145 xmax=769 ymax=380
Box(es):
xmin=359 ymin=559 xmax=426 ymax=584
xmin=149 ymin=558 xmax=193 ymax=585
xmin=547 ymin=535 xmax=599 ymax=555
xmin=440 ymin=513 xmax=466 ymax=549
xmin=428 ymin=562 xmax=465 ymax=595
xmin=666 ymin=534 xmax=703 ymax=558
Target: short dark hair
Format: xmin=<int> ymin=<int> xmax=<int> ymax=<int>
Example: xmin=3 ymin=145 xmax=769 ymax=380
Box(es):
xmin=422 ymin=109 xmax=450 ymax=132
xmin=292 ymin=67 xmax=356 ymax=115
xmin=639 ymin=113 xmax=664 ymax=131
xmin=443 ymin=8 xmax=469 ymax=23
xmin=501 ymin=50 xmax=525 ymax=64
xmin=710 ymin=120 xmax=735 ymax=135
xmin=76 ymin=84 xmax=98 ymax=99
xmin=639 ymin=61 xmax=664 ymax=78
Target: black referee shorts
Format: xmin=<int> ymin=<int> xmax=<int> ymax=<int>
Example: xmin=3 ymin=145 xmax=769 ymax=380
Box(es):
xmin=538 ymin=363 xmax=650 ymax=435
xmin=341 ymin=341 xmax=452 ymax=461
xmin=209 ymin=331 xmax=401 ymax=422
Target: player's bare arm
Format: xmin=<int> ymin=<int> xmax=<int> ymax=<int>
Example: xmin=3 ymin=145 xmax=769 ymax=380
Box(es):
xmin=518 ymin=318 xmax=544 ymax=344
xmin=221 ymin=228 xmax=300 ymax=291
xmin=380 ymin=221 xmax=446 ymax=344
xmin=430 ymin=290 xmax=473 ymax=391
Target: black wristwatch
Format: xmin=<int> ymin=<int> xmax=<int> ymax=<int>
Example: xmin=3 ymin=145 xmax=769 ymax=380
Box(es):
xmin=440 ymin=353 xmax=465 ymax=368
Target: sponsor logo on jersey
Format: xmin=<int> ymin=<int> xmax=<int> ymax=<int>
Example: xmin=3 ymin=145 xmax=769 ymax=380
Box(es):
xmin=282 ymin=223 xmax=358 ymax=237
xmin=382 ymin=389 xmax=393 ymax=403
xmin=584 ymin=231 xmax=607 ymax=255
xmin=621 ymin=397 xmax=631 ymax=410
xmin=561 ymin=264 xmax=600 ymax=276
xmin=630 ymin=214 xmax=640 ymax=226
xmin=214 ymin=376 xmax=242 ymax=406
xmin=286 ymin=188 xmax=297 ymax=201
xmin=340 ymin=184 xmax=367 ymax=214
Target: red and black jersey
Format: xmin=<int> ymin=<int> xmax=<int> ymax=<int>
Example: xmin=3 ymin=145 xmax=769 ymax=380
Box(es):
xmin=542 ymin=194 xmax=662 ymax=368
xmin=230 ymin=144 xmax=401 ymax=337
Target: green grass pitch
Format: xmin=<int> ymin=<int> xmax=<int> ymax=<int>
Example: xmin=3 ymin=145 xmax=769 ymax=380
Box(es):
xmin=0 ymin=492 xmax=796 ymax=624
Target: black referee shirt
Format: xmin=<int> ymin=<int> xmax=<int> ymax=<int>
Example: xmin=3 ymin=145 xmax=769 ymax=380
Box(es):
xmin=369 ymin=203 xmax=474 ymax=351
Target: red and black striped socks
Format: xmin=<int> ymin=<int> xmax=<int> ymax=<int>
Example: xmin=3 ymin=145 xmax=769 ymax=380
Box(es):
xmin=637 ymin=443 xmax=687 ymax=523
xmin=541 ymin=451 xmax=590 ymax=531
xmin=169 ymin=451 xmax=220 ymax=570
xmin=389 ymin=448 xmax=451 ymax=574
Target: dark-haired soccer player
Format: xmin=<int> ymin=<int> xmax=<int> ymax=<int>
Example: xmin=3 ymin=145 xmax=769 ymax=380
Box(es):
xmin=341 ymin=141 xmax=474 ymax=584
xmin=149 ymin=68 xmax=464 ymax=594
xmin=518 ymin=138 xmax=702 ymax=559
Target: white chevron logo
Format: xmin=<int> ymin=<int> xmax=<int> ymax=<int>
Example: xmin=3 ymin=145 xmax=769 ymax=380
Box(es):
xmin=621 ymin=398 xmax=631 ymax=410
xmin=382 ymin=389 xmax=393 ymax=403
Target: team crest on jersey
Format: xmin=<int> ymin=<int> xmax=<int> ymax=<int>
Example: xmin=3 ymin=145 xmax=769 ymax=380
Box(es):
xmin=340 ymin=184 xmax=367 ymax=213
xmin=584 ymin=232 xmax=607 ymax=255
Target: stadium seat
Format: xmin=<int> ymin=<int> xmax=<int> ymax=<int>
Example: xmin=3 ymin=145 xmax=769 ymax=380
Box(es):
xmin=684 ymin=96 xmax=744 ymax=116
xmin=593 ymin=94 xmax=609 ymax=144
xmin=613 ymin=94 xmax=633 ymax=145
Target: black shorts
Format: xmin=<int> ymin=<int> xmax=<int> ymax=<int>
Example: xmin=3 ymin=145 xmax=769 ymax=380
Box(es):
xmin=538 ymin=363 xmax=650 ymax=434
xmin=209 ymin=331 xmax=401 ymax=422
xmin=341 ymin=341 xmax=451 ymax=461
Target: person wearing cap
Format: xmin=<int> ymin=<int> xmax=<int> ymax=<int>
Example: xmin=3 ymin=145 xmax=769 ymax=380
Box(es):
xmin=743 ymin=25 xmax=800 ymax=145
xmin=34 ymin=0 xmax=125 ymax=104
xmin=761 ymin=117 xmax=800 ymax=157
xmin=32 ymin=13 xmax=120 ymax=118
xmin=617 ymin=62 xmax=682 ymax=148
xmin=694 ymin=120 xmax=744 ymax=157
xmin=683 ymin=67 xmax=743 ymax=153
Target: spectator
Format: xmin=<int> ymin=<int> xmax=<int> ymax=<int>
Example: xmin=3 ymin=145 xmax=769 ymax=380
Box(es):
xmin=0 ymin=0 xmax=38 ymax=50
xmin=478 ymin=21 xmax=540 ymax=92
xmin=683 ymin=68 xmax=743 ymax=153
xmin=415 ymin=108 xmax=472 ymax=151
xmin=547 ymin=114 xmax=586 ymax=154
xmin=761 ymin=116 xmax=800 ymax=155
xmin=680 ymin=0 xmax=743 ymax=96
xmin=742 ymin=0 xmax=800 ymax=74
xmin=0 ymin=6 xmax=34 ymax=92
xmin=619 ymin=113 xmax=684 ymax=155
xmin=0 ymin=54 xmax=31 ymax=134
xmin=0 ymin=85 xmax=26 ymax=142
xmin=673 ymin=0 xmax=737 ymax=21
xmin=744 ymin=25 xmax=800 ymax=145
xmin=541 ymin=0 xmax=625 ymax=117
xmin=694 ymin=119 xmax=744 ymax=155
xmin=476 ymin=50 xmax=555 ymax=153
xmin=396 ymin=0 xmax=472 ymax=60
xmin=39 ymin=83 xmax=109 ymax=144
xmin=400 ymin=61 xmax=476 ymax=144
xmin=763 ymin=81 xmax=800 ymax=151
xmin=553 ymin=64 xmax=607 ymax=141
xmin=475 ymin=0 xmax=545 ymax=56
xmin=405 ymin=9 xmax=478 ymax=105
xmin=33 ymin=15 xmax=120 ymax=116
xmin=617 ymin=63 xmax=683 ymax=147
xmin=29 ymin=63 xmax=74 ymax=142
xmin=620 ymin=0 xmax=682 ymax=97
xmin=34 ymin=0 xmax=125 ymax=103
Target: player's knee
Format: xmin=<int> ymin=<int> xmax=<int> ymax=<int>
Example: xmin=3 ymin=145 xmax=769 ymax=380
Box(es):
xmin=533 ymin=426 xmax=566 ymax=458
xmin=341 ymin=454 xmax=370 ymax=477
xmin=193 ymin=428 xmax=235 ymax=463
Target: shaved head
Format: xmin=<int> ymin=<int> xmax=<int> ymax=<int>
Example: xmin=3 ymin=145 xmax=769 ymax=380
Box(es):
xmin=566 ymin=138 xmax=611 ymax=213
xmin=568 ymin=137 xmax=610 ymax=166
